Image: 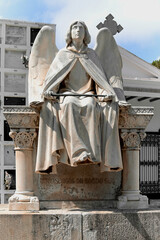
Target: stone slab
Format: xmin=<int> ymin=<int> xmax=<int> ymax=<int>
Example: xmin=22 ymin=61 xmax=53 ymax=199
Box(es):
xmin=40 ymin=200 xmax=117 ymax=210
xmin=4 ymin=73 xmax=26 ymax=93
xmin=5 ymin=25 xmax=26 ymax=45
xmin=83 ymin=210 xmax=160 ymax=240
xmin=9 ymin=202 xmax=39 ymax=211
xmin=150 ymin=199 xmax=160 ymax=208
xmin=0 ymin=206 xmax=82 ymax=240
xmin=4 ymin=145 xmax=15 ymax=166
xmin=5 ymin=49 xmax=26 ymax=69
xmin=117 ymin=199 xmax=148 ymax=210
xmin=0 ymin=205 xmax=160 ymax=239
xmin=35 ymin=164 xmax=121 ymax=201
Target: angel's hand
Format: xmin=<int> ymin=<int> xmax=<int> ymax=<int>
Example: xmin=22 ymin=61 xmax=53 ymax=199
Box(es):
xmin=43 ymin=91 xmax=53 ymax=99
xmin=118 ymin=101 xmax=131 ymax=107
xmin=99 ymin=94 xmax=114 ymax=102
xmin=43 ymin=91 xmax=57 ymax=101
xmin=103 ymin=94 xmax=114 ymax=102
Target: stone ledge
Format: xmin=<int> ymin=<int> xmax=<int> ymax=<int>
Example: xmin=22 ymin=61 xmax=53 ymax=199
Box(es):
xmin=117 ymin=194 xmax=148 ymax=209
xmin=0 ymin=207 xmax=160 ymax=239
xmin=3 ymin=105 xmax=154 ymax=130
xmin=3 ymin=106 xmax=39 ymax=129
xmin=119 ymin=106 xmax=154 ymax=129
xmin=40 ymin=200 xmax=117 ymax=210
xmin=9 ymin=202 xmax=39 ymax=211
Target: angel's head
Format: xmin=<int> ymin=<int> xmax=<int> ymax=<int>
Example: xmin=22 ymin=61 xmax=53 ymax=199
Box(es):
xmin=66 ymin=21 xmax=91 ymax=47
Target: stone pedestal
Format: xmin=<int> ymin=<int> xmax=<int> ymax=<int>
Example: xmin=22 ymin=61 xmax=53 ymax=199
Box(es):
xmin=117 ymin=106 xmax=154 ymax=209
xmin=0 ymin=207 xmax=160 ymax=240
xmin=3 ymin=107 xmax=39 ymax=210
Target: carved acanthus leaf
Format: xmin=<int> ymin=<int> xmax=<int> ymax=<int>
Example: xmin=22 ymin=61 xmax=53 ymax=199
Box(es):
xmin=121 ymin=131 xmax=146 ymax=148
xmin=10 ymin=131 xmax=37 ymax=149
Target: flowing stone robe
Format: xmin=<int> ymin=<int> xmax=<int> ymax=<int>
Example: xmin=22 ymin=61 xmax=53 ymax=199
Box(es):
xmin=35 ymin=46 xmax=123 ymax=173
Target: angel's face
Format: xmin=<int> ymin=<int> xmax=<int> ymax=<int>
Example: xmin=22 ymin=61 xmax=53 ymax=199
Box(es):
xmin=71 ymin=22 xmax=85 ymax=43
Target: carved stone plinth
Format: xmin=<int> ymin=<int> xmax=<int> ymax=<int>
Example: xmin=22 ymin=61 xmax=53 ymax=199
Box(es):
xmin=3 ymin=107 xmax=39 ymax=211
xmin=9 ymin=194 xmax=39 ymax=211
xmin=118 ymin=106 xmax=154 ymax=209
xmin=1 ymin=209 xmax=160 ymax=240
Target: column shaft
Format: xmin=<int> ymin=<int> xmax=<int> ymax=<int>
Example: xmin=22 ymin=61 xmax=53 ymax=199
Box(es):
xmin=122 ymin=149 xmax=139 ymax=192
xmin=15 ymin=149 xmax=33 ymax=194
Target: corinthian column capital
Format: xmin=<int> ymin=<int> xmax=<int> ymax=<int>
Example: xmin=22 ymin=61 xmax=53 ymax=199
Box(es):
xmin=121 ymin=131 xmax=146 ymax=149
xmin=9 ymin=131 xmax=37 ymax=150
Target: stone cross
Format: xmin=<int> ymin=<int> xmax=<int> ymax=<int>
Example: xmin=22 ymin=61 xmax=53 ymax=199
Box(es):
xmin=96 ymin=14 xmax=123 ymax=35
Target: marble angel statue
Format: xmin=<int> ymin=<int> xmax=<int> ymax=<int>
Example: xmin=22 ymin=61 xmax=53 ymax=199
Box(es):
xmin=28 ymin=21 xmax=127 ymax=174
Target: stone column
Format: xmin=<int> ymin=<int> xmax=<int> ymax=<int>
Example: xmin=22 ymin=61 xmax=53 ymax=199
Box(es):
xmin=3 ymin=107 xmax=39 ymax=211
xmin=8 ymin=130 xmax=39 ymax=210
xmin=117 ymin=130 xmax=148 ymax=209
xmin=117 ymin=106 xmax=154 ymax=209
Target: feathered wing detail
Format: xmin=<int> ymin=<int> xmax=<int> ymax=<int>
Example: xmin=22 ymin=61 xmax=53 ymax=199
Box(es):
xmin=94 ymin=28 xmax=126 ymax=102
xmin=28 ymin=26 xmax=58 ymax=104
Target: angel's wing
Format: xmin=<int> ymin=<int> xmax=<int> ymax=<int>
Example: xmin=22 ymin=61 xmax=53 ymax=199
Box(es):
xmin=28 ymin=26 xmax=58 ymax=104
xmin=94 ymin=28 xmax=126 ymax=102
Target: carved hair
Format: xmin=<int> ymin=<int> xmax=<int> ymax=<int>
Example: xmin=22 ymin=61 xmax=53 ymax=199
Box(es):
xmin=66 ymin=21 xmax=91 ymax=46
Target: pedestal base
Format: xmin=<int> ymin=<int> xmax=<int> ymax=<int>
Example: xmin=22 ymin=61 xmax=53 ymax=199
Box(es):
xmin=9 ymin=194 xmax=39 ymax=211
xmin=0 ymin=206 xmax=160 ymax=240
xmin=9 ymin=202 xmax=39 ymax=211
xmin=117 ymin=193 xmax=148 ymax=209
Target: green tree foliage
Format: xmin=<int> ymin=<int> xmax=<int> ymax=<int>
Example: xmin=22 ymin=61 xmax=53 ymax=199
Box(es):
xmin=152 ymin=59 xmax=160 ymax=69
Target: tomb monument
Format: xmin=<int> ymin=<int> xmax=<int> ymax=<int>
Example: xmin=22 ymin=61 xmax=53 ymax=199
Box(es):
xmin=3 ymin=16 xmax=153 ymax=211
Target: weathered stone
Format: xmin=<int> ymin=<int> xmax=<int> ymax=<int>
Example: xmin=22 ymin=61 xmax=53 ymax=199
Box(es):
xmin=4 ymin=145 xmax=15 ymax=166
xmin=9 ymin=201 xmax=39 ymax=211
xmin=82 ymin=210 xmax=160 ymax=240
xmin=3 ymin=108 xmax=39 ymax=210
xmin=5 ymin=50 xmax=26 ymax=69
xmin=40 ymin=200 xmax=117 ymax=210
xmin=0 ymin=207 xmax=160 ymax=239
xmin=0 ymin=208 xmax=82 ymax=240
xmin=4 ymin=73 xmax=26 ymax=93
xmin=117 ymin=106 xmax=154 ymax=209
xmin=36 ymin=164 xmax=121 ymax=202
xmin=119 ymin=106 xmax=154 ymax=129
xmin=5 ymin=25 xmax=27 ymax=45
xmin=3 ymin=107 xmax=39 ymax=129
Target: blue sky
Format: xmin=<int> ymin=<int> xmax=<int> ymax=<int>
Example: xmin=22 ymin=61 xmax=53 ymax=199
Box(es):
xmin=1 ymin=0 xmax=160 ymax=63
